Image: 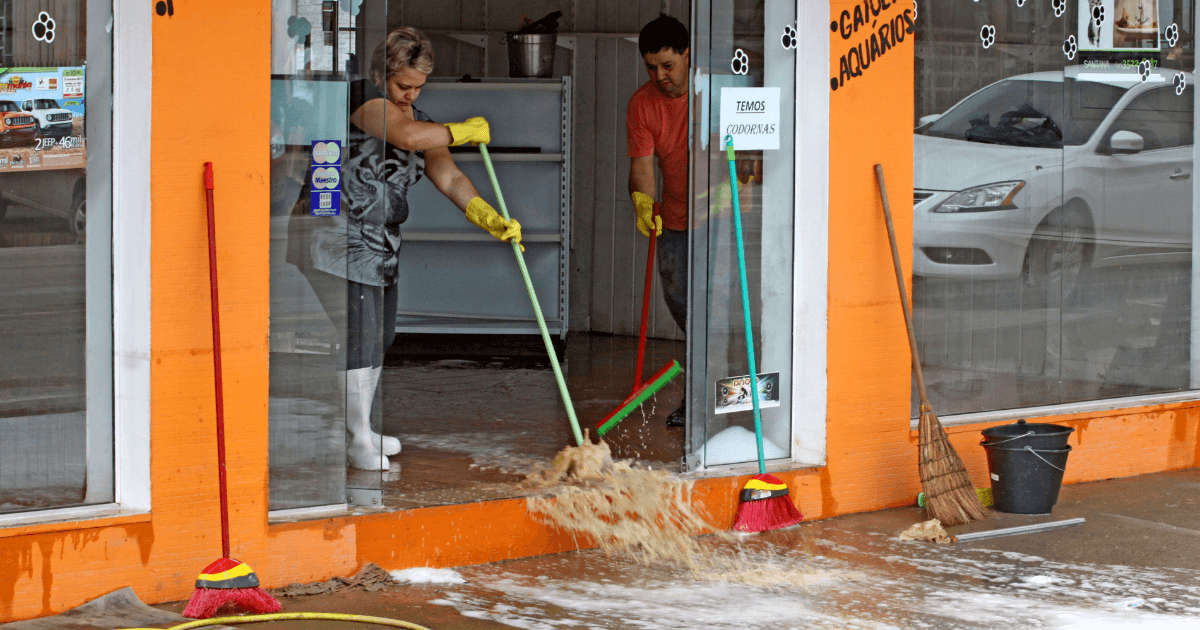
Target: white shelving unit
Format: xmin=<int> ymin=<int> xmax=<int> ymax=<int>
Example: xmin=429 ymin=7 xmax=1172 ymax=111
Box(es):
xmin=396 ymin=77 xmax=571 ymax=338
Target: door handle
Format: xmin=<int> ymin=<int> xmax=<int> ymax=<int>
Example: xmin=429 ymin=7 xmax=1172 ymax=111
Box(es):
xmin=1170 ymin=170 xmax=1191 ymax=180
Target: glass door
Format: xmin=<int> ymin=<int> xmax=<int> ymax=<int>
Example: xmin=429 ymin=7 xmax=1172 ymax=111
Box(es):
xmin=687 ymin=0 xmax=796 ymax=470
xmin=269 ymin=0 xmax=390 ymax=510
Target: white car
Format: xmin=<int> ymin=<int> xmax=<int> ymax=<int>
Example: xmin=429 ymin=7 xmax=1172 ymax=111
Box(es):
xmin=19 ymin=98 xmax=74 ymax=139
xmin=914 ymin=67 xmax=1193 ymax=295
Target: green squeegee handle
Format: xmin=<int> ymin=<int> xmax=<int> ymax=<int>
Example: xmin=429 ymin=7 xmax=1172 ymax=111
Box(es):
xmin=725 ymin=135 xmax=766 ymax=475
xmin=478 ymin=143 xmax=584 ymax=447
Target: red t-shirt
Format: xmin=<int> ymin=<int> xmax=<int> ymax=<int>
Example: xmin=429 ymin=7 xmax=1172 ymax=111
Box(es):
xmin=626 ymin=80 xmax=688 ymax=231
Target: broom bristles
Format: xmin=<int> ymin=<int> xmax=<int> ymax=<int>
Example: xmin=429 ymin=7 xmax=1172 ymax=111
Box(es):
xmin=182 ymin=586 xmax=282 ymax=619
xmin=918 ymin=407 xmax=989 ymax=526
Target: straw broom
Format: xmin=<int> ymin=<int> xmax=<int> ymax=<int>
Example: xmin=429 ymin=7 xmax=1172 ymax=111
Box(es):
xmin=874 ymin=164 xmax=989 ymax=527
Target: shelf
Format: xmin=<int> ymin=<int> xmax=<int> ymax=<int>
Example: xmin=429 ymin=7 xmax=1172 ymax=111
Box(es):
xmin=402 ymin=232 xmax=562 ymax=243
xmin=452 ymin=153 xmax=563 ymax=162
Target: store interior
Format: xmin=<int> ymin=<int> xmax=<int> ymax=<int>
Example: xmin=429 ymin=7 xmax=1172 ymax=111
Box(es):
xmin=268 ymin=0 xmax=722 ymax=512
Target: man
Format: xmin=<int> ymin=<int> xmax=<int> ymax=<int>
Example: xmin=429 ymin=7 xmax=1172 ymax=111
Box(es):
xmin=626 ymin=14 xmax=689 ymax=427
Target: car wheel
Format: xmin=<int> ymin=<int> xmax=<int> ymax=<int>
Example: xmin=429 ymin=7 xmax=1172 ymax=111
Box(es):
xmin=68 ymin=196 xmax=85 ymax=238
xmin=1024 ymin=205 xmax=1091 ymax=305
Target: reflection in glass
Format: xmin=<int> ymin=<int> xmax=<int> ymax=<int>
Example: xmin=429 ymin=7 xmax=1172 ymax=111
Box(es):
xmin=913 ymin=0 xmax=1196 ymax=418
xmin=0 ymin=1 xmax=111 ymax=514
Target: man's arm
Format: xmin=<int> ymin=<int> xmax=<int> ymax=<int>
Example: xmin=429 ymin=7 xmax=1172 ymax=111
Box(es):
xmin=628 ymin=155 xmax=656 ymax=199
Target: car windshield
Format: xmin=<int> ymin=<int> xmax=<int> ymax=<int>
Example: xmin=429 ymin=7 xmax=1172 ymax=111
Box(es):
xmin=0 ymin=102 xmax=21 ymax=112
xmin=34 ymin=99 xmax=59 ymax=109
xmin=920 ymin=78 xmax=1127 ymax=147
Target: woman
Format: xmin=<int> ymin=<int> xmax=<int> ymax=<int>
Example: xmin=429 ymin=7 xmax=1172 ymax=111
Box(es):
xmin=290 ymin=27 xmax=521 ymax=471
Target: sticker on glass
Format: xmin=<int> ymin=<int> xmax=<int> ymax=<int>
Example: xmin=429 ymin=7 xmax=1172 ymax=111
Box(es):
xmin=340 ymin=0 xmax=363 ymax=16
xmin=287 ymin=16 xmax=312 ymax=42
xmin=1053 ymin=0 xmax=1066 ymax=18
xmin=714 ymin=372 xmax=780 ymax=415
xmin=1016 ymin=0 xmax=1027 ymax=6
xmin=32 ymin=12 xmax=55 ymax=43
xmin=1165 ymin=23 xmax=1179 ymax=48
xmin=1174 ymin=72 xmax=1186 ymax=95
xmin=731 ymin=48 xmax=749 ymax=75
xmin=1138 ymin=59 xmax=1152 ymax=82
xmin=980 ymin=24 xmax=996 ymax=49
xmin=781 ymin=24 xmax=797 ymax=50
xmin=1063 ymin=35 xmax=1077 ymax=59
xmin=310 ymin=140 xmax=341 ymax=216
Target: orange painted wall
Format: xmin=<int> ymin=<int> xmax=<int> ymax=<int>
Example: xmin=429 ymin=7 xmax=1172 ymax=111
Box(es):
xmin=1 ymin=1 xmax=1199 ymax=623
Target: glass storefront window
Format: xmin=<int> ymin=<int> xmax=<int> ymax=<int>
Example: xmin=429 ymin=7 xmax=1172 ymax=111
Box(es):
xmin=913 ymin=0 xmax=1197 ymax=418
xmin=688 ymin=0 xmax=796 ymax=469
xmin=0 ymin=0 xmax=114 ymax=514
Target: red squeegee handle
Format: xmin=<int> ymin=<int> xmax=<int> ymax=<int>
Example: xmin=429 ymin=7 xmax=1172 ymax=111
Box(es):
xmin=203 ymin=162 xmax=230 ymax=559
xmin=634 ymin=203 xmax=659 ymax=389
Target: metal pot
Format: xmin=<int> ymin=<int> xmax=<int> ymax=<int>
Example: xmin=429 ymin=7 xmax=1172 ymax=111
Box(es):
xmin=505 ymin=33 xmax=557 ymax=78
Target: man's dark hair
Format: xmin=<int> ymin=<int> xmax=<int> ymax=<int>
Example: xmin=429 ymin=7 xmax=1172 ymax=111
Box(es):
xmin=638 ymin=14 xmax=689 ymax=56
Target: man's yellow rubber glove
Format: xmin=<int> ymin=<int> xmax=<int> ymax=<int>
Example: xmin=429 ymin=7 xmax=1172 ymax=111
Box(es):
xmin=445 ymin=117 xmax=491 ymax=147
xmin=631 ymin=191 xmax=662 ymax=238
xmin=465 ymin=197 xmax=523 ymax=251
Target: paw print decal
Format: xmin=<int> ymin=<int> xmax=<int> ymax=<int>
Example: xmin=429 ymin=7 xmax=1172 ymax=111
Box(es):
xmin=1052 ymin=0 xmax=1066 ymax=18
xmin=31 ymin=12 xmax=55 ymax=44
xmin=1016 ymin=0 xmax=1026 ymax=6
xmin=1174 ymin=72 xmax=1186 ymax=95
xmin=1138 ymin=59 xmax=1152 ymax=82
xmin=1091 ymin=3 xmax=1105 ymax=25
xmin=781 ymin=24 xmax=797 ymax=50
xmin=980 ymin=25 xmax=996 ymax=49
xmin=913 ymin=0 xmax=919 ymax=21
xmin=340 ymin=0 xmax=362 ymax=16
xmin=1063 ymin=35 xmax=1077 ymax=60
xmin=287 ymin=16 xmax=312 ymax=42
xmin=1165 ymin=23 xmax=1179 ymax=47
xmin=731 ymin=48 xmax=749 ymax=75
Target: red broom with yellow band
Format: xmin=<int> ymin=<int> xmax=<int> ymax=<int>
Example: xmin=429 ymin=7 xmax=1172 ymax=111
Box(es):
xmin=183 ymin=164 xmax=282 ymax=619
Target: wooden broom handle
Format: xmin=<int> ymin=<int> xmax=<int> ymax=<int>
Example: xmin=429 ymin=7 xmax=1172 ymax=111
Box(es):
xmin=874 ymin=164 xmax=931 ymax=408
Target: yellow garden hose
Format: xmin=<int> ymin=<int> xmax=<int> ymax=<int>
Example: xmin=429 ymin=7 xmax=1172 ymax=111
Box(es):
xmin=121 ymin=611 xmax=433 ymax=630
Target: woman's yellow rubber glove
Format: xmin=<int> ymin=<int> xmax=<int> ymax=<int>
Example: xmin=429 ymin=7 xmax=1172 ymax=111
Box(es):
xmin=631 ymin=191 xmax=662 ymax=238
xmin=445 ymin=117 xmax=491 ymax=147
xmin=465 ymin=197 xmax=523 ymax=251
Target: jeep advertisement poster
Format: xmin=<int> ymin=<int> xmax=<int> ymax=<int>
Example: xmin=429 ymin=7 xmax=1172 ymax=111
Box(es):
xmin=0 ymin=66 xmax=85 ymax=172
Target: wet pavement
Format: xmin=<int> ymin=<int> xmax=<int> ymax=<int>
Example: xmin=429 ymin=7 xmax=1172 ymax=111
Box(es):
xmin=153 ymin=468 xmax=1200 ymax=629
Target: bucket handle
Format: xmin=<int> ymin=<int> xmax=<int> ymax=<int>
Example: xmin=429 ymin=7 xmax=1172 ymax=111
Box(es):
xmin=979 ymin=431 xmax=1035 ymax=446
xmin=1022 ymin=445 xmax=1066 ymax=472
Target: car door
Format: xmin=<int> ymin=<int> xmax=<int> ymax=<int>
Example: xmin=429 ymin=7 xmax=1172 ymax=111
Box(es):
xmin=1097 ymin=86 xmax=1194 ymax=262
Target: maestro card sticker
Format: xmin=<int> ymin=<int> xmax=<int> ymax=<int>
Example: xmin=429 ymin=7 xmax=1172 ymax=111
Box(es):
xmin=309 ymin=140 xmax=341 ymax=216
xmin=714 ymin=372 xmax=780 ymax=415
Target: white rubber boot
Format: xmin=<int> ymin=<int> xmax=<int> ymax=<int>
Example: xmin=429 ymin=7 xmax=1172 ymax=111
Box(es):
xmin=346 ymin=367 xmax=389 ymax=471
xmin=369 ymin=366 xmax=401 ymax=456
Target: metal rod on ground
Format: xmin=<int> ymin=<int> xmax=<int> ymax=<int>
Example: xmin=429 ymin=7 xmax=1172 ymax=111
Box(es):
xmin=478 ymin=143 xmax=584 ymax=447
xmin=952 ymin=518 xmax=1085 ymax=543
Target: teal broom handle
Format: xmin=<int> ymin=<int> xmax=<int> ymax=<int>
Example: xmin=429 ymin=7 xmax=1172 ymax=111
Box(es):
xmin=725 ymin=135 xmax=765 ymax=475
xmin=478 ymin=143 xmax=584 ymax=447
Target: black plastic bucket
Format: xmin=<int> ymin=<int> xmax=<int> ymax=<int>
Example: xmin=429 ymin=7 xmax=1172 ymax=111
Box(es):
xmin=981 ymin=420 xmax=1075 ymax=514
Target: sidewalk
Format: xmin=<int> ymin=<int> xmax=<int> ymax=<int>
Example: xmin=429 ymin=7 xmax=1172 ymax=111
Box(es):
xmin=143 ymin=468 xmax=1200 ymax=629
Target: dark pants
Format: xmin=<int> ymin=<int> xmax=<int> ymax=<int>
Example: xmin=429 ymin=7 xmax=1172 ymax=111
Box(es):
xmin=305 ymin=269 xmax=398 ymax=371
xmin=657 ymin=228 xmax=688 ymax=334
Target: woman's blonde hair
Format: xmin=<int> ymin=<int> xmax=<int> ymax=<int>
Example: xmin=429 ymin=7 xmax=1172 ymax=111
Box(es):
xmin=371 ymin=27 xmax=434 ymax=84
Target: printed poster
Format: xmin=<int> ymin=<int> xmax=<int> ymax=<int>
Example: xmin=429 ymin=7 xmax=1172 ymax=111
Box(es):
xmin=714 ymin=372 xmax=781 ymax=415
xmin=0 ymin=66 xmax=85 ymax=172
xmin=1079 ymin=0 xmax=1160 ymax=51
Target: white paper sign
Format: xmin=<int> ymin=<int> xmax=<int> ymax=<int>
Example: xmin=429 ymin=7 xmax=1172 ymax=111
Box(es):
xmin=719 ymin=87 xmax=780 ymax=150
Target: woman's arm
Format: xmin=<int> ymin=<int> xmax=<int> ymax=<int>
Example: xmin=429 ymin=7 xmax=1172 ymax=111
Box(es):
xmin=423 ymin=146 xmax=479 ymax=211
xmin=350 ymin=98 xmax=453 ymax=152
